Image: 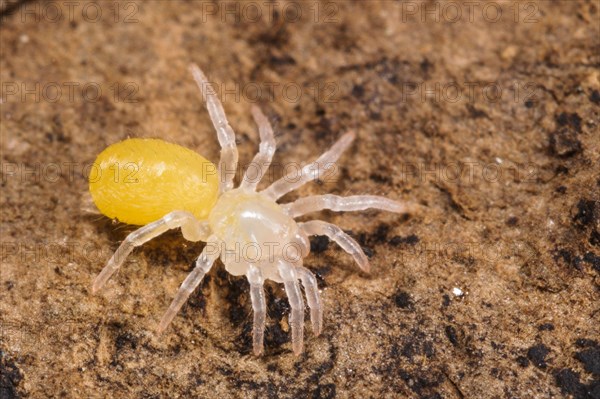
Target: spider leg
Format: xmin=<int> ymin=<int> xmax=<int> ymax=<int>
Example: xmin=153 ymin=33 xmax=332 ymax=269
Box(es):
xmin=277 ymin=260 xmax=305 ymax=355
xmin=296 ymin=266 xmax=323 ymax=336
xmin=283 ymin=194 xmax=412 ymax=218
xmin=157 ymin=236 xmax=220 ymax=334
xmin=92 ymin=211 xmax=210 ymax=293
xmin=240 ymin=106 xmax=276 ymax=191
xmin=299 ymin=220 xmax=370 ymax=272
xmin=247 ymin=264 xmax=266 ymax=355
xmin=189 ymin=64 xmax=239 ymax=193
xmin=262 ymin=131 xmax=355 ymax=200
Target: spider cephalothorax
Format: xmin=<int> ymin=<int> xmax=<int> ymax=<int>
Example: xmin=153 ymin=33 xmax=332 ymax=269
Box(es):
xmin=90 ymin=64 xmax=411 ymax=355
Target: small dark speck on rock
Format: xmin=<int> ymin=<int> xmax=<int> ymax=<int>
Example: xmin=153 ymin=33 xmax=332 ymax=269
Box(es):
xmin=372 ymin=224 xmax=390 ymax=243
xmin=313 ymin=266 xmax=331 ymax=283
xmin=115 ymin=332 xmax=138 ymax=351
xmin=313 ymin=383 xmax=336 ymax=399
xmin=589 ymin=230 xmax=600 ymax=248
xmin=351 ymin=84 xmax=365 ymax=98
xmin=554 ymin=369 xmax=587 ymax=398
xmin=506 ymin=216 xmax=519 ymax=226
xmin=442 ymin=294 xmax=451 ymax=307
xmin=591 ymin=90 xmax=600 ymax=105
xmin=538 ymin=323 xmax=555 ymax=331
xmin=516 ymin=356 xmax=529 ymax=367
xmin=573 ymin=199 xmax=597 ymax=228
xmin=310 ymin=236 xmax=330 ymax=253
xmin=0 ymin=351 xmax=23 ymax=399
xmin=389 ymin=234 xmax=420 ymax=246
xmin=555 ymin=186 xmax=567 ymax=194
xmin=217 ymin=366 xmax=233 ymax=377
xmin=575 ymin=347 xmax=600 ymax=375
xmin=362 ymin=246 xmax=374 ymax=258
xmin=466 ymin=103 xmax=489 ymax=119
xmin=393 ymin=290 xmax=413 ymax=309
xmin=445 ymin=325 xmax=459 ymax=346
xmin=554 ymin=249 xmax=583 ymax=270
xmin=269 ymin=54 xmax=296 ymax=66
xmin=369 ymin=173 xmax=391 ymax=184
xmin=527 ymin=344 xmax=550 ymax=368
xmin=556 ymin=112 xmax=582 ymax=132
xmin=575 ymin=339 xmax=598 ymax=348
xmin=583 ymin=252 xmax=600 ymax=273
xmin=420 ymin=58 xmax=433 ymax=76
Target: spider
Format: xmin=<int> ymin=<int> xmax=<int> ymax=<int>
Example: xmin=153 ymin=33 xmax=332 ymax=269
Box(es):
xmin=90 ymin=64 xmax=411 ymax=355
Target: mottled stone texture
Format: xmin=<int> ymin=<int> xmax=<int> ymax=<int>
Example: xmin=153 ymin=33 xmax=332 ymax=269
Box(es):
xmin=1 ymin=1 xmax=599 ymax=398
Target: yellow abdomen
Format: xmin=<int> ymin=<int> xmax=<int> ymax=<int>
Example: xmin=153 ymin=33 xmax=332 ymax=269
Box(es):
xmin=89 ymin=138 xmax=218 ymax=225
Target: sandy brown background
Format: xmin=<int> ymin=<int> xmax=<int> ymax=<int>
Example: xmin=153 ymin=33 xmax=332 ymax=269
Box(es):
xmin=1 ymin=1 xmax=599 ymax=398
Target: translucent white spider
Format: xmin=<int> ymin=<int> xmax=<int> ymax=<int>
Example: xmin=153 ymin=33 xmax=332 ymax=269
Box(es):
xmin=91 ymin=64 xmax=411 ymax=355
